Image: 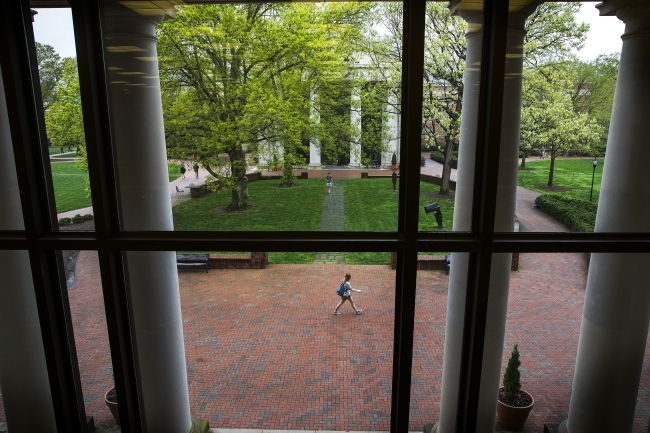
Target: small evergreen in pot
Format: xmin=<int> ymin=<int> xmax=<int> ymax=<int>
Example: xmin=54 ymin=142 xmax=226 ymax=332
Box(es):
xmin=391 ymin=152 xmax=398 ymax=169
xmin=497 ymin=344 xmax=534 ymax=430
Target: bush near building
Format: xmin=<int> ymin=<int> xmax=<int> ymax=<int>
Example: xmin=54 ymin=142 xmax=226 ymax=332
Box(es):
xmin=534 ymin=194 xmax=596 ymax=232
xmin=430 ymin=150 xmax=458 ymax=169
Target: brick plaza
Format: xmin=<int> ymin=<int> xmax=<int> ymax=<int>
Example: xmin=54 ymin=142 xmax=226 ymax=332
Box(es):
xmin=3 ymin=249 xmax=650 ymax=432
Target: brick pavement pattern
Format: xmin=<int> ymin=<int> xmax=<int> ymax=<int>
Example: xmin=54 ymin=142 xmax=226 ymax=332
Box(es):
xmin=3 ymin=251 xmax=650 ymax=432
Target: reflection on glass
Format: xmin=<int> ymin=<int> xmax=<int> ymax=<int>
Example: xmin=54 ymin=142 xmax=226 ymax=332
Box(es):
xmin=64 ymin=251 xmax=116 ymax=427
xmin=175 ymin=252 xmax=395 ymax=429
xmin=100 ymin=1 xmax=404 ymax=232
xmin=33 ymin=10 xmax=94 ymax=231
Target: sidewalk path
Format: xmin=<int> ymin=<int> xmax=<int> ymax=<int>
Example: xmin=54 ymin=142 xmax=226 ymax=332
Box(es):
xmin=314 ymin=180 xmax=345 ymax=264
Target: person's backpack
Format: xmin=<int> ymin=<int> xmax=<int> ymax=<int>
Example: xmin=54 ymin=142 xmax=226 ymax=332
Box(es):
xmin=336 ymin=282 xmax=346 ymax=296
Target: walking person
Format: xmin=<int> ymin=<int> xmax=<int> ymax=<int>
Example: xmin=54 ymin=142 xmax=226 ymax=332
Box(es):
xmin=193 ymin=162 xmax=199 ymax=179
xmin=392 ymin=169 xmax=398 ymax=192
xmin=326 ymin=172 xmax=333 ymax=194
xmin=333 ymin=273 xmax=362 ymax=315
xmin=180 ymin=163 xmax=186 ymax=179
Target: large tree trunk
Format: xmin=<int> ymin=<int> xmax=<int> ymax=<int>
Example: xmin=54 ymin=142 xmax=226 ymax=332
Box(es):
xmin=547 ymin=152 xmax=556 ymax=187
xmin=520 ymin=154 xmax=526 ymax=168
xmin=439 ymin=139 xmax=455 ymax=195
xmin=227 ymin=149 xmax=248 ymax=210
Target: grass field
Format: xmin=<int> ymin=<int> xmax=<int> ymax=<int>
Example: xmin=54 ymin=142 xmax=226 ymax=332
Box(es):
xmin=517 ymin=158 xmax=604 ymax=202
xmin=168 ymin=163 xmax=181 ymax=182
xmin=172 ymin=178 xmax=455 ymax=264
xmin=51 ymin=162 xmax=91 ymax=213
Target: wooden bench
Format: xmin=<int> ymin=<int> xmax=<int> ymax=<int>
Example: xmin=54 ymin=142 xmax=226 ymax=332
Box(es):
xmin=176 ymin=253 xmax=209 ymax=273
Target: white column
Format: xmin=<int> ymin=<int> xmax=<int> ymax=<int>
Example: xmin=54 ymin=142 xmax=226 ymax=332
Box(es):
xmin=436 ymin=7 xmax=533 ymax=432
xmin=0 ymin=66 xmax=57 ymax=432
xmin=559 ymin=2 xmax=650 ymax=432
xmin=349 ymin=87 xmax=361 ymax=167
xmin=309 ymin=90 xmax=321 ymax=168
xmin=103 ymin=2 xmax=192 ymax=432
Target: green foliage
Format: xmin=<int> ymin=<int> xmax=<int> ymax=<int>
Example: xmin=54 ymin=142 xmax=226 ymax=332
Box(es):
xmin=503 ymin=345 xmax=522 ymax=397
xmin=534 ymin=194 xmax=596 ymax=232
xmin=51 ymin=162 xmax=91 ymax=213
xmin=430 ymin=150 xmax=458 ymax=169
xmin=58 ymin=213 xmax=94 ymax=226
xmin=521 ymin=66 xmax=603 ymax=186
xmin=36 ymin=42 xmax=64 ymax=111
xmin=279 ymin=153 xmax=303 ymax=187
xmin=158 ymin=3 xmax=373 ymax=209
xmin=44 ymin=58 xmax=86 ymax=164
xmin=420 ymin=156 xmax=426 ymax=167
xmin=391 ymin=152 xmax=397 ymax=166
xmin=567 ymin=54 xmax=619 ymax=153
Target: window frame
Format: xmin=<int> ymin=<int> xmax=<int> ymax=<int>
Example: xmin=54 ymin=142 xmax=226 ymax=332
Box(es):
xmin=0 ymin=1 xmax=646 ymax=433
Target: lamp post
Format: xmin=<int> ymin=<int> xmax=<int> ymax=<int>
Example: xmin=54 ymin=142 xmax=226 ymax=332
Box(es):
xmin=590 ymin=157 xmax=598 ymax=202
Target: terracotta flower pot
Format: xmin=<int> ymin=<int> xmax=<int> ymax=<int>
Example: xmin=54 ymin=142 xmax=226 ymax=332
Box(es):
xmin=496 ymin=389 xmax=534 ymax=431
xmin=104 ymin=387 xmax=120 ymax=424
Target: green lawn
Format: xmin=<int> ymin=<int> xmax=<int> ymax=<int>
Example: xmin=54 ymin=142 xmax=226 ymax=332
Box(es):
xmin=172 ymin=178 xmax=455 ymax=265
xmin=51 ymin=162 xmax=91 ymax=213
xmin=344 ymin=178 xmax=454 ymax=264
xmin=168 ymin=163 xmax=182 ymax=182
xmin=517 ymin=158 xmax=604 ymax=202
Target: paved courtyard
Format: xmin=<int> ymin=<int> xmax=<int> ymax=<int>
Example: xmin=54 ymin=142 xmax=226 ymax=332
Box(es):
xmin=3 ymin=250 xmax=650 ymax=432
xmin=3 ymin=162 xmax=650 ymax=432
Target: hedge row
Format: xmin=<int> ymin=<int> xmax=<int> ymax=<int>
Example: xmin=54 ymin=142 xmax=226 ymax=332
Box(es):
xmin=430 ymin=150 xmax=458 ymax=169
xmin=59 ymin=213 xmax=94 ymax=226
xmin=534 ymin=194 xmax=597 ymax=232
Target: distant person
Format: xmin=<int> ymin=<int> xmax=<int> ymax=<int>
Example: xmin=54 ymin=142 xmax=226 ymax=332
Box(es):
xmin=326 ymin=172 xmax=333 ymax=194
xmin=180 ymin=163 xmax=186 ymax=179
xmin=392 ymin=170 xmax=398 ymax=191
xmin=60 ymin=147 xmax=64 ymax=154
xmin=193 ymin=162 xmax=199 ymax=179
xmin=333 ymin=273 xmax=362 ymax=315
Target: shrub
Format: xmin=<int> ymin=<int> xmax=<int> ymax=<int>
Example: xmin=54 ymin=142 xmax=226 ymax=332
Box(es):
xmin=503 ymin=344 xmax=521 ymax=397
xmin=534 ymin=194 xmax=597 ymax=232
xmin=58 ymin=217 xmax=73 ymax=226
xmin=391 ymin=152 xmax=397 ymax=166
xmin=430 ymin=150 xmax=458 ymax=169
xmin=72 ymin=214 xmax=85 ymax=224
xmin=420 ymin=155 xmax=426 ymax=167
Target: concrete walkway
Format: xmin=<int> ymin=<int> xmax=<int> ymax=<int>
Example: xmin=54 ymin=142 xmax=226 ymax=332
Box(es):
xmin=313 ymin=180 xmax=345 ymax=264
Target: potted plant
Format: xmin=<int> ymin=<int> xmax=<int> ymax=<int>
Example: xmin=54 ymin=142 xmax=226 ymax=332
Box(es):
xmin=496 ymin=344 xmax=534 ymax=430
xmin=105 ymin=387 xmax=120 ymax=424
xmin=391 ymin=152 xmax=398 ymax=170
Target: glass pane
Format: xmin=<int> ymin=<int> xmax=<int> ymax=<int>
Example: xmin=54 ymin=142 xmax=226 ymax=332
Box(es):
xmin=502 ymin=3 xmax=623 ymax=234
xmin=96 ymin=0 xmax=403 ymax=232
xmin=64 ymin=250 xmax=117 ymax=428
xmin=125 ymin=249 xmax=396 ymax=429
xmin=33 ymin=8 xmax=95 ymax=231
xmin=409 ymin=251 xmax=466 ymax=431
xmin=458 ymin=251 xmax=650 ymax=433
xmin=0 ymin=251 xmax=58 ymax=432
xmin=418 ymin=1 xmax=483 ymax=233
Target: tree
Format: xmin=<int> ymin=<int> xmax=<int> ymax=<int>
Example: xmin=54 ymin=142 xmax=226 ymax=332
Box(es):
xmin=520 ymin=66 xmax=603 ymax=187
xmin=158 ymin=3 xmax=373 ymax=210
xmin=44 ymin=58 xmax=86 ymax=167
xmin=566 ymin=54 xmax=619 ymax=154
xmin=503 ymin=344 xmax=522 ymax=398
xmin=366 ymin=2 xmax=588 ymax=195
xmin=36 ymin=42 xmax=64 ymax=111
